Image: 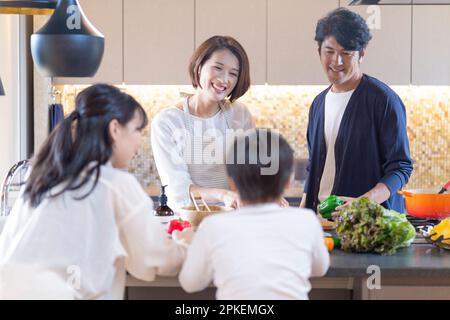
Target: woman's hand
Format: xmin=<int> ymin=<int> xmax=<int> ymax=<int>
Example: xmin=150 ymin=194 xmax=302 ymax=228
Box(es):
xmin=190 ymin=185 xmax=240 ymax=208
xmin=279 ymin=197 xmax=290 ymax=208
xmin=172 ymin=227 xmax=194 ymax=248
xmin=221 ymin=190 xmax=240 ymax=209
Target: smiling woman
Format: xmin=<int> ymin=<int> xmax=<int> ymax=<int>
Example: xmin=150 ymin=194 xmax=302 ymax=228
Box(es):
xmin=151 ymin=35 xmax=254 ymax=211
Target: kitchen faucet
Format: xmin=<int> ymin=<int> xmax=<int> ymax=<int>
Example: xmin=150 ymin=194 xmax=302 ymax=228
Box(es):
xmin=0 ymin=159 xmax=30 ymax=217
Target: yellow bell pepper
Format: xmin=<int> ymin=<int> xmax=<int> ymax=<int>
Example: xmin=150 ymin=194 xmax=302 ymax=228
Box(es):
xmin=430 ymin=218 xmax=450 ymax=245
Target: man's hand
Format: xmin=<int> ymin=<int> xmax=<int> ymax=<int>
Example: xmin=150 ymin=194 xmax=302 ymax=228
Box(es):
xmin=332 ymin=196 xmax=356 ymax=220
xmin=299 ymin=193 xmax=307 ymax=208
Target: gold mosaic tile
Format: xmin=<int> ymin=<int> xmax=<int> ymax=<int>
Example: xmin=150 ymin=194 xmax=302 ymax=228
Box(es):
xmin=55 ymin=85 xmax=450 ymax=194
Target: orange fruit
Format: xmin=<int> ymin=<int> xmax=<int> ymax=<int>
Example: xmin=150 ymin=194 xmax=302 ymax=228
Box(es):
xmin=324 ymin=237 xmax=334 ymax=252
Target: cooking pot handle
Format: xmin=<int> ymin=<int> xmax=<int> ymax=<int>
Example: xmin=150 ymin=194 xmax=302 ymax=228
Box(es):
xmin=398 ymin=190 xmax=413 ymax=197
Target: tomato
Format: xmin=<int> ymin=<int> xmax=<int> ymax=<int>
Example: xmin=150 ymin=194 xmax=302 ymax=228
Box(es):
xmin=167 ymin=218 xmax=191 ymax=235
xmin=324 ymin=237 xmax=334 ymax=252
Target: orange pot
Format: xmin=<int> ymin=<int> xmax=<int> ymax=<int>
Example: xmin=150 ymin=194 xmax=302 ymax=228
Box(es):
xmin=398 ymin=189 xmax=450 ymax=219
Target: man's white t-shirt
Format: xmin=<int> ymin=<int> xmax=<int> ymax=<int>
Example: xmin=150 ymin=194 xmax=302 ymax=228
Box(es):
xmin=318 ymin=89 xmax=355 ymax=202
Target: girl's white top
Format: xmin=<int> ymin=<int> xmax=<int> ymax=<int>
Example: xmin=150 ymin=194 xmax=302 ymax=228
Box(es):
xmin=151 ymin=98 xmax=253 ymax=211
xmin=0 ymin=163 xmax=185 ymax=299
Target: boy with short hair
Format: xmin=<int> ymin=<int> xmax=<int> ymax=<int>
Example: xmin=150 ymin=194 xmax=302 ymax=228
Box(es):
xmin=179 ymin=129 xmax=329 ymax=300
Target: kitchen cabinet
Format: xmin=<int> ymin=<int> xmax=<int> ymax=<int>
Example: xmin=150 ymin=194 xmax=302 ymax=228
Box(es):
xmin=412 ymin=5 xmax=450 ymax=85
xmin=195 ymin=0 xmax=266 ymax=84
xmin=53 ymin=0 xmax=123 ymax=85
xmin=344 ymin=4 xmax=412 ymax=85
xmin=42 ymin=1 xmax=450 ymax=86
xmin=267 ymin=0 xmax=339 ymax=85
xmin=124 ymin=0 xmax=194 ymax=84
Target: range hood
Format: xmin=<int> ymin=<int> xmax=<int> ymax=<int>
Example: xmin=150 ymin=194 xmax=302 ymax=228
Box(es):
xmin=349 ymin=0 xmax=450 ymax=5
xmin=0 ymin=1 xmax=56 ymax=15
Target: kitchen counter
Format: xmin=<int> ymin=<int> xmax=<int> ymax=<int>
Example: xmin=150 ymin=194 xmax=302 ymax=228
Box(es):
xmin=126 ymin=243 xmax=450 ymax=300
xmin=327 ymin=243 xmax=450 ymax=278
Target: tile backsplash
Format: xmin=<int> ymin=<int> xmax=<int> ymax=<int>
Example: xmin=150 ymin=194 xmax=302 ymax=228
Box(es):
xmin=54 ymin=85 xmax=450 ymax=193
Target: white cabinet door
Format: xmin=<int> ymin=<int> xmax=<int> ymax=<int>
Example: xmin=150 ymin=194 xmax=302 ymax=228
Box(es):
xmin=195 ymin=0 xmax=266 ymax=84
xmin=124 ymin=0 xmax=194 ymax=84
xmin=345 ymin=4 xmax=411 ymax=85
xmin=54 ymin=0 xmax=123 ymax=85
xmin=412 ymin=5 xmax=450 ymax=85
xmin=267 ymin=0 xmax=338 ymax=85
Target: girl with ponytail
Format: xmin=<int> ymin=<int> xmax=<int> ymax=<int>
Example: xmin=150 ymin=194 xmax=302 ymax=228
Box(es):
xmin=0 ymin=84 xmax=185 ymax=299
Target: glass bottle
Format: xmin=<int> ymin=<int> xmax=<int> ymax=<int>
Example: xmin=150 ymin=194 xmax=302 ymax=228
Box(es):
xmin=154 ymin=185 xmax=174 ymax=217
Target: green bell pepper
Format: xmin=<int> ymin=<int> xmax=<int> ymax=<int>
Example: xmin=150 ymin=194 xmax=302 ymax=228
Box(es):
xmin=319 ymin=195 xmax=345 ymax=220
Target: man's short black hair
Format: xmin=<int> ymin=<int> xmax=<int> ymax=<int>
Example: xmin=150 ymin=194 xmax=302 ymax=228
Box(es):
xmin=226 ymin=129 xmax=294 ymax=203
xmin=315 ymin=8 xmax=372 ymax=52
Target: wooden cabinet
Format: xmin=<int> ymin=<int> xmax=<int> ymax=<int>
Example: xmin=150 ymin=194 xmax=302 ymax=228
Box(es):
xmin=345 ymin=4 xmax=412 ymax=85
xmin=54 ymin=0 xmax=123 ymax=85
xmin=195 ymin=0 xmax=266 ymax=84
xmin=267 ymin=0 xmax=338 ymax=85
xmin=412 ymin=5 xmax=450 ymax=85
xmin=47 ymin=1 xmax=450 ymax=86
xmin=124 ymin=0 xmax=194 ymax=84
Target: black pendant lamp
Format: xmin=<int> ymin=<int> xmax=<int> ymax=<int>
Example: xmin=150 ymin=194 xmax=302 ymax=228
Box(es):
xmin=31 ymin=0 xmax=104 ymax=77
xmin=0 ymin=77 xmax=5 ymax=96
xmin=0 ymin=1 xmax=56 ymax=15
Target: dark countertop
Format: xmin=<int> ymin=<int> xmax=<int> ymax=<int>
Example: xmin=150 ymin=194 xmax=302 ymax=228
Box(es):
xmin=126 ymin=243 xmax=450 ymax=289
xmin=326 ymin=243 xmax=450 ymax=278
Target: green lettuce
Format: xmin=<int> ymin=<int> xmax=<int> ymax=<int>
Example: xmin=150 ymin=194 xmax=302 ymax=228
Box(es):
xmin=335 ymin=197 xmax=416 ymax=255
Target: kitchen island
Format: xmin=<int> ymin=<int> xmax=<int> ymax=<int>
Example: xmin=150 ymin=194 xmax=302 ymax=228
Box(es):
xmin=126 ymin=243 xmax=450 ymax=300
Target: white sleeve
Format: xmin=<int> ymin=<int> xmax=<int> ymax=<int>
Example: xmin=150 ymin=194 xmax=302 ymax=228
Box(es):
xmin=242 ymin=104 xmax=254 ymax=130
xmin=229 ymin=102 xmax=254 ymax=131
xmin=151 ymin=111 xmax=193 ymax=209
xmin=178 ymin=221 xmax=214 ymax=293
xmin=309 ymin=213 xmax=330 ymax=277
xmin=115 ymin=175 xmax=186 ymax=281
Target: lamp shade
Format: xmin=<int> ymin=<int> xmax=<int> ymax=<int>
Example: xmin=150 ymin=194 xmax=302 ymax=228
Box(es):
xmin=349 ymin=0 xmax=450 ymax=4
xmin=0 ymin=76 xmax=4 ymax=96
xmin=30 ymin=0 xmax=104 ymax=77
xmin=0 ymin=0 xmax=56 ymax=15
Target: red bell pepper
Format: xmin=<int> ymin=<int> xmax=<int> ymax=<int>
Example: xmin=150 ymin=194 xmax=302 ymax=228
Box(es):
xmin=167 ymin=218 xmax=191 ymax=235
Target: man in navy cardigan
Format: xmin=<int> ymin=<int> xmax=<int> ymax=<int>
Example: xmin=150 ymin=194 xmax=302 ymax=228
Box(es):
xmin=300 ymin=8 xmax=413 ymax=214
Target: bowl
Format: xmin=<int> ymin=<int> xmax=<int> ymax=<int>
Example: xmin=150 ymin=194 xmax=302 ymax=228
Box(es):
xmin=179 ymin=205 xmax=234 ymax=227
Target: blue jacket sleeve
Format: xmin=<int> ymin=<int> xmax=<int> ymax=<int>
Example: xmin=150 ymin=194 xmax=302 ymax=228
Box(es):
xmin=378 ymin=93 xmax=413 ymax=195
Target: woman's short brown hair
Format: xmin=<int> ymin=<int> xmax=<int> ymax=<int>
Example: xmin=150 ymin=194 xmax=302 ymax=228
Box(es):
xmin=189 ymin=35 xmax=250 ymax=102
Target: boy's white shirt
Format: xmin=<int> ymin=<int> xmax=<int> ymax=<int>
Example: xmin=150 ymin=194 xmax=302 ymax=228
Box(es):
xmin=179 ymin=203 xmax=330 ymax=300
xmin=0 ymin=163 xmax=186 ymax=300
